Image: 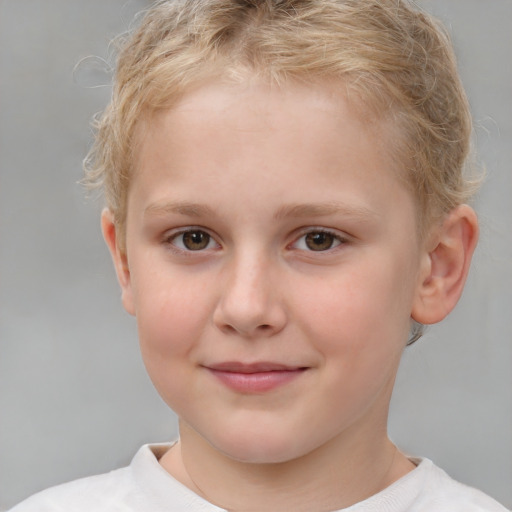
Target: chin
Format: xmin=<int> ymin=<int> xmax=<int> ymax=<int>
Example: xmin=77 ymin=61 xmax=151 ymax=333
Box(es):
xmin=204 ymin=425 xmax=314 ymax=465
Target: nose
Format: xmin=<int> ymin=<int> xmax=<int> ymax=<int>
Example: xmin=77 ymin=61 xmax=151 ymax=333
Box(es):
xmin=213 ymin=252 xmax=287 ymax=338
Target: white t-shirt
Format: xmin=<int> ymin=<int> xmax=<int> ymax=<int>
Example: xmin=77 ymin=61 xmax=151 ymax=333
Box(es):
xmin=9 ymin=443 xmax=509 ymax=512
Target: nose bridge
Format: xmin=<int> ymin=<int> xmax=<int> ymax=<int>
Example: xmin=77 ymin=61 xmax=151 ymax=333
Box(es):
xmin=214 ymin=246 xmax=286 ymax=337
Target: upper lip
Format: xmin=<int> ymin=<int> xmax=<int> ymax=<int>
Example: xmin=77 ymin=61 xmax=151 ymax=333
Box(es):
xmin=205 ymin=362 xmax=306 ymax=373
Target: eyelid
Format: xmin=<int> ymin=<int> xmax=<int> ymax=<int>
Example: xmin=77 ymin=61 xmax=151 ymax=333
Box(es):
xmin=162 ymin=226 xmax=221 ymax=253
xmin=289 ymin=227 xmax=349 ymax=251
xmin=160 ymin=225 xmax=349 ymax=254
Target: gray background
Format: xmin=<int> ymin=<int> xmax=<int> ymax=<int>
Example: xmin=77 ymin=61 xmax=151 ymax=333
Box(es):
xmin=0 ymin=0 xmax=510 ymax=510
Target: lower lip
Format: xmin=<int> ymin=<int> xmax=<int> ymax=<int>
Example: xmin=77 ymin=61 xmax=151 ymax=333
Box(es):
xmin=208 ymin=368 xmax=306 ymax=393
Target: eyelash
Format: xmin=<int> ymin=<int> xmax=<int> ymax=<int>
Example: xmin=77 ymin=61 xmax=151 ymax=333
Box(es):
xmin=162 ymin=227 xmax=347 ymax=254
xmin=163 ymin=228 xmax=219 ymax=254
xmin=290 ymin=228 xmax=347 ymax=253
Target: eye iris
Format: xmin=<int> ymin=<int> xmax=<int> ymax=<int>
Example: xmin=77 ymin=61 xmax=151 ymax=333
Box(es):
xmin=305 ymin=232 xmax=334 ymax=251
xmin=183 ymin=231 xmax=210 ymax=250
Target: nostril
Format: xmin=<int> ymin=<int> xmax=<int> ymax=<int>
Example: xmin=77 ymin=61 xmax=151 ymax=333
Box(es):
xmin=224 ymin=324 xmax=238 ymax=334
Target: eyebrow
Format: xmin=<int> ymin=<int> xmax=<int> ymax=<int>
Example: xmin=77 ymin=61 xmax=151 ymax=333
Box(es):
xmin=144 ymin=200 xmax=378 ymax=222
xmin=273 ymin=202 xmax=379 ymax=221
xmin=144 ymin=201 xmax=216 ymax=218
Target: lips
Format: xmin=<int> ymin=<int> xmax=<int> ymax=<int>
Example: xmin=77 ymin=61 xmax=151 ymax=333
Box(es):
xmin=204 ymin=362 xmax=307 ymax=393
xmin=208 ymin=361 xmax=304 ymax=373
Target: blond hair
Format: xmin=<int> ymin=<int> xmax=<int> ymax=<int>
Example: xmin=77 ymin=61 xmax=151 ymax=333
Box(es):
xmin=85 ymin=0 xmax=477 ymax=245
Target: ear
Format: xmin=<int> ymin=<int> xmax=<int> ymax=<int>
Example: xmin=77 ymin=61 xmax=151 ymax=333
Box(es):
xmin=101 ymin=208 xmax=135 ymax=316
xmin=412 ymin=205 xmax=479 ymax=325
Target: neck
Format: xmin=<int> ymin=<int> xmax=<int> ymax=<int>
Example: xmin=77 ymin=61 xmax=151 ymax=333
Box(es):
xmin=160 ymin=418 xmax=415 ymax=512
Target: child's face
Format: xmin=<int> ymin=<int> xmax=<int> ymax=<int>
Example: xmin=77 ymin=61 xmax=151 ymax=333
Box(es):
xmin=116 ymin=80 xmax=427 ymax=464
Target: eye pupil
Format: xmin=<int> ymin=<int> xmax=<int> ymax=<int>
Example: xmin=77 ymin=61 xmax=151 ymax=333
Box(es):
xmin=305 ymin=232 xmax=334 ymax=251
xmin=183 ymin=231 xmax=210 ymax=250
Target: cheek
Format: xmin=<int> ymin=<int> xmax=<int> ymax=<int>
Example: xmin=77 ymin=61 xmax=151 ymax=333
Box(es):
xmin=133 ymin=276 xmax=210 ymax=407
xmin=293 ymin=262 xmax=412 ymax=353
xmin=132 ymin=268 xmax=211 ymax=360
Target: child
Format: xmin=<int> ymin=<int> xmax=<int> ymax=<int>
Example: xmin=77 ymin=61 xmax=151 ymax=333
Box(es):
xmin=9 ymin=0 xmax=509 ymax=510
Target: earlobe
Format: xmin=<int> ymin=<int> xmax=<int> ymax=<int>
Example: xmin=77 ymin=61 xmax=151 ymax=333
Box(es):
xmin=101 ymin=208 xmax=135 ymax=316
xmin=412 ymin=205 xmax=479 ymax=325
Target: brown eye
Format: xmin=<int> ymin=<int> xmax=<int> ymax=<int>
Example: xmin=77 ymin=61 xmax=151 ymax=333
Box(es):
xmin=304 ymin=231 xmax=337 ymax=251
xmin=181 ymin=230 xmax=211 ymax=250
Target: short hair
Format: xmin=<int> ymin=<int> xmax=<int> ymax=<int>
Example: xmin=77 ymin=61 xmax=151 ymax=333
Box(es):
xmin=84 ymin=0 xmax=478 ymax=247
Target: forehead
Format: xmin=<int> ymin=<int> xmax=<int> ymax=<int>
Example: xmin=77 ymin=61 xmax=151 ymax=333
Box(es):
xmin=137 ymin=78 xmax=398 ymax=173
xmin=131 ymin=78 xmax=415 ymax=226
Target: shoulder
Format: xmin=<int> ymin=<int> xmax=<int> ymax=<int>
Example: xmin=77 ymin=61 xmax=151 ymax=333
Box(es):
xmin=409 ymin=458 xmax=509 ymax=512
xmin=7 ymin=465 xmax=134 ymax=512
xmin=8 ymin=443 xmax=226 ymax=512
xmin=349 ymin=457 xmax=509 ymax=512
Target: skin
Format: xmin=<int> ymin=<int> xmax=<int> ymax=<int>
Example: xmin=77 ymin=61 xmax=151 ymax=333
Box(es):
xmin=103 ymin=79 xmax=478 ymax=511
